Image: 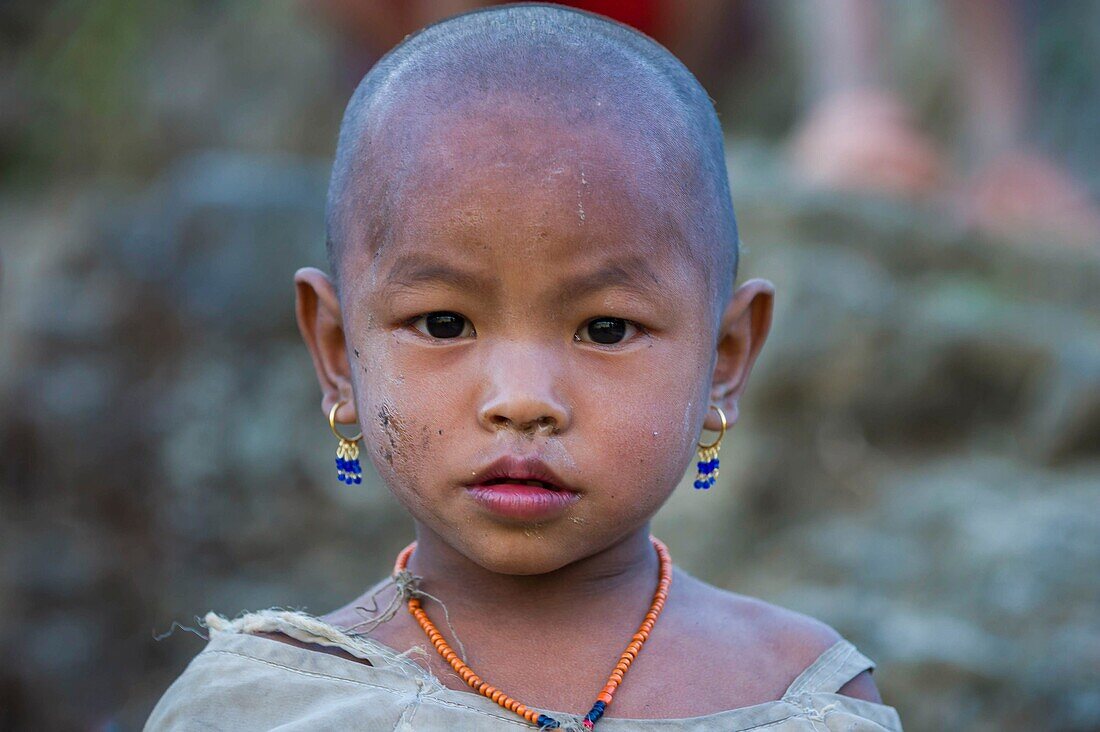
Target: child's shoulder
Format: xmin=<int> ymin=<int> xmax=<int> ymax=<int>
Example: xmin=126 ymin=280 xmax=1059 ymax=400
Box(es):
xmin=661 ymin=568 xmax=881 ymax=704
xmin=673 ymin=567 xmax=841 ymax=652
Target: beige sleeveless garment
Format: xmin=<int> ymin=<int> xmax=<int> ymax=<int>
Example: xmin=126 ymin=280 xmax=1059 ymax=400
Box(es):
xmin=145 ymin=610 xmax=902 ymax=731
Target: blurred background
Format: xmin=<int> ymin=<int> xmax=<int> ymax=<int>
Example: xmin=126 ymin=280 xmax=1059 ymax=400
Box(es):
xmin=1 ymin=1 xmax=1098 ymax=730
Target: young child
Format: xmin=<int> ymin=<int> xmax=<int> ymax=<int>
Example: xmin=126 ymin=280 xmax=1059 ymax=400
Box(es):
xmin=146 ymin=4 xmax=901 ymax=730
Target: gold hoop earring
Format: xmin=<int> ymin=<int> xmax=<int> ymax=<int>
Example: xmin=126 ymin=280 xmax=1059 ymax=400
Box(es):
xmin=693 ymin=405 xmax=727 ymax=490
xmin=329 ymin=400 xmax=363 ymax=485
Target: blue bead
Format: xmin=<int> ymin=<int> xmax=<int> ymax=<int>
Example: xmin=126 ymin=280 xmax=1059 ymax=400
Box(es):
xmin=693 ymin=480 xmax=702 ymax=489
xmin=353 ymin=477 xmax=361 ymax=484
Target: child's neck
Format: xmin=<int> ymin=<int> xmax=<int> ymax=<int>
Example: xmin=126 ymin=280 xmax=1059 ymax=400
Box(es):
xmin=406 ymin=524 xmax=660 ymax=620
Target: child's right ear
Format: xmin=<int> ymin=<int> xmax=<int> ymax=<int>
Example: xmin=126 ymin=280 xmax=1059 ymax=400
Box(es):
xmin=294 ymin=267 xmax=356 ymax=425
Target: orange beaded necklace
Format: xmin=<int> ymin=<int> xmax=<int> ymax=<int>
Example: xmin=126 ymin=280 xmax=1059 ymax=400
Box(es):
xmin=393 ymin=535 xmax=672 ymax=730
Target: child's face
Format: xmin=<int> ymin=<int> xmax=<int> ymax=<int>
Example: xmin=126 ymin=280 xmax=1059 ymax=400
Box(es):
xmin=297 ymin=104 xmax=773 ymax=575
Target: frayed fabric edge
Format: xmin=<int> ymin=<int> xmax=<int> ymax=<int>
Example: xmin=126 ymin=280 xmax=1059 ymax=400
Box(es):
xmin=201 ymin=608 xmax=442 ymax=689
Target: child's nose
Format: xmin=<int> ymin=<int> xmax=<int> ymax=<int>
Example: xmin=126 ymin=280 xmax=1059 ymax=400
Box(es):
xmin=477 ymin=347 xmax=571 ymax=436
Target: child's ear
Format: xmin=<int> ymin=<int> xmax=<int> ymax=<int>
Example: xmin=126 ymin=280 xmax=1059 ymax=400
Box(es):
xmin=294 ymin=267 xmax=357 ymax=425
xmin=707 ymin=278 xmax=775 ymax=429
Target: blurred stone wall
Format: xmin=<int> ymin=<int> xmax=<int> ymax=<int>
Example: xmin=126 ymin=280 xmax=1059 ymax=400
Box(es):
xmin=2 ymin=3 xmax=1098 ymax=731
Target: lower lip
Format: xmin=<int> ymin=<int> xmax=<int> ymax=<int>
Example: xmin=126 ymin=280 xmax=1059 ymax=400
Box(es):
xmin=466 ymin=483 xmax=580 ymax=521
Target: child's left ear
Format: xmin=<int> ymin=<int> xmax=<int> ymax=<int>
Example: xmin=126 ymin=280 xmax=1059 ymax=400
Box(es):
xmin=707 ymin=278 xmax=775 ymax=430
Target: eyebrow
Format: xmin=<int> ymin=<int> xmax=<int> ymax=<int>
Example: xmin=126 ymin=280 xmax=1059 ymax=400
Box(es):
xmin=556 ymin=257 xmax=665 ymax=305
xmin=380 ymin=252 xmax=666 ymax=304
xmin=382 ymin=253 xmax=498 ymax=295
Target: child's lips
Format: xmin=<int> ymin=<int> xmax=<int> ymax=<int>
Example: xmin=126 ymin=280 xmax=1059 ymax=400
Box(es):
xmin=465 ymin=454 xmax=578 ymax=493
xmin=466 ymin=482 xmax=581 ymax=521
xmin=464 ymin=455 xmax=581 ymax=521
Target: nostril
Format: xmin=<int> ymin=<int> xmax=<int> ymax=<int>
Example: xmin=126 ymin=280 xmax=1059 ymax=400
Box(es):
xmin=486 ymin=414 xmax=558 ymax=435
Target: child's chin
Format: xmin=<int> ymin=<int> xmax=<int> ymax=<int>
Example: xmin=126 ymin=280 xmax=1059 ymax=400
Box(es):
xmin=461 ymin=532 xmax=584 ymax=575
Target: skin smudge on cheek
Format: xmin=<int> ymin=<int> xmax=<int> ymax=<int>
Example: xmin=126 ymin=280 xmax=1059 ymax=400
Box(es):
xmin=373 ymin=401 xmax=433 ymax=500
xmin=374 ymin=403 xmax=401 ymax=466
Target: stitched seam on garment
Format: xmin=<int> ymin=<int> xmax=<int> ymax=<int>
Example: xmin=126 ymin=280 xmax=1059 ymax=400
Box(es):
xmin=727 ymin=712 xmax=807 ymax=731
xmin=807 ymin=644 xmax=850 ymax=691
xmin=782 ymin=644 xmax=841 ymax=698
xmin=816 ymin=644 xmax=858 ymax=694
xmin=816 ymin=698 xmax=901 ymax=732
xmin=200 ymin=649 xmax=533 ymax=725
xmin=392 ymin=681 xmax=424 ymax=732
xmin=792 ymin=644 xmax=852 ymax=696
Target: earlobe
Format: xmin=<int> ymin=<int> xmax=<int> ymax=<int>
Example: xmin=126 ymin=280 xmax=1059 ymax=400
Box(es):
xmin=294 ymin=267 xmax=357 ymax=424
xmin=706 ymin=278 xmax=775 ymax=430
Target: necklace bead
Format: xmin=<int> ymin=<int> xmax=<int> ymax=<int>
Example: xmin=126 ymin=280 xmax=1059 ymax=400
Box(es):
xmin=393 ymin=536 xmax=672 ymax=729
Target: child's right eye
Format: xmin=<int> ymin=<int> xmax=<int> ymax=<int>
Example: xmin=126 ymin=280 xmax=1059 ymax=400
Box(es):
xmin=411 ymin=311 xmax=475 ymax=340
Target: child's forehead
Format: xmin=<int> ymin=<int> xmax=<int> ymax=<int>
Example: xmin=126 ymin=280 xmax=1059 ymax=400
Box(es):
xmin=401 ymin=98 xmax=685 ymax=177
xmin=352 ymin=101 xmax=702 ymax=273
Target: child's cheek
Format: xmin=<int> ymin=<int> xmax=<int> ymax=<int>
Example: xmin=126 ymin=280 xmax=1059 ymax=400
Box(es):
xmin=361 ymin=395 xmax=439 ymax=510
xmin=351 ymin=344 xmax=429 ymax=496
xmin=578 ymin=372 xmax=701 ymax=506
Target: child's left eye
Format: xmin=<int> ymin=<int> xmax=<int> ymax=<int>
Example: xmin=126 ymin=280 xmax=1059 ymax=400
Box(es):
xmin=411 ymin=311 xmax=476 ymax=340
xmin=574 ymin=317 xmax=639 ymax=345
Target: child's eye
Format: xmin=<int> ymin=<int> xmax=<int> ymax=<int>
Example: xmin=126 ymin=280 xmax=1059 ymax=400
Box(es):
xmin=575 ymin=317 xmax=638 ymax=345
xmin=411 ymin=311 xmax=475 ymax=340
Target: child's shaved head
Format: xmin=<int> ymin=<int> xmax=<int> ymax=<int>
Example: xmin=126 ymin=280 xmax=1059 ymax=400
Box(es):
xmin=298 ymin=2 xmax=775 ymax=577
xmin=324 ymin=2 xmax=739 ymax=313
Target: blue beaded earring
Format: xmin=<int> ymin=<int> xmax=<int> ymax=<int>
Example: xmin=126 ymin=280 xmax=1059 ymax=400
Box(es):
xmin=693 ymin=404 xmax=727 ymax=490
xmin=329 ymin=400 xmax=363 ymax=485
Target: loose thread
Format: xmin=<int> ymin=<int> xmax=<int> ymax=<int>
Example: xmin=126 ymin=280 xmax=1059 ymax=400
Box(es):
xmin=152 ymin=618 xmax=209 ymax=642
xmin=344 ymin=580 xmax=405 ymax=635
xmin=345 ymin=569 xmax=468 ymax=664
